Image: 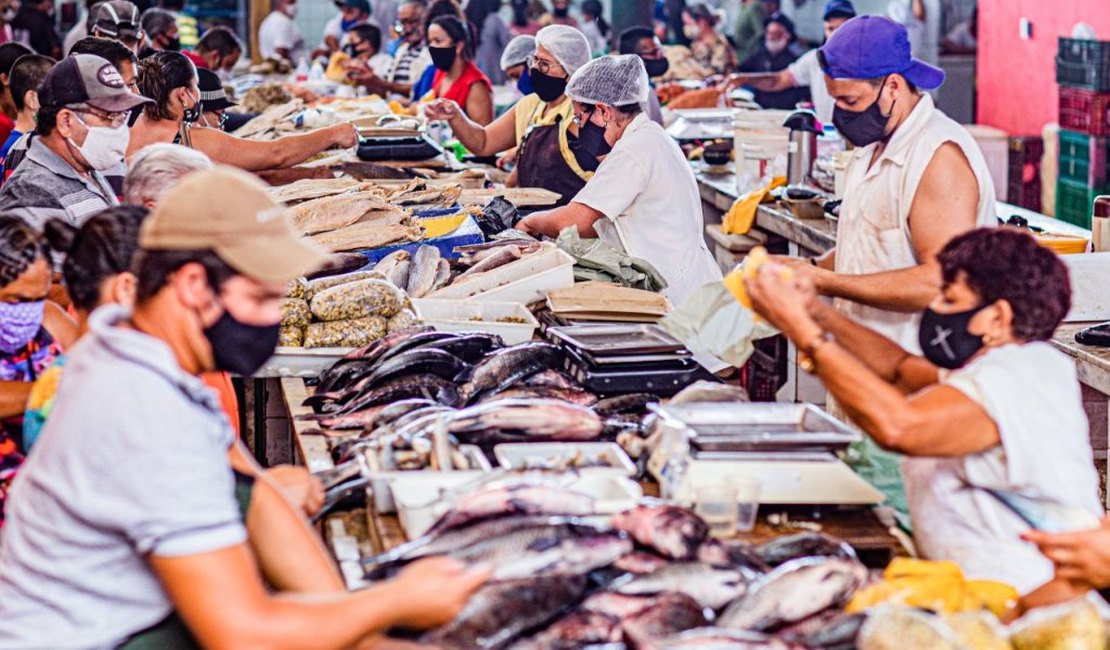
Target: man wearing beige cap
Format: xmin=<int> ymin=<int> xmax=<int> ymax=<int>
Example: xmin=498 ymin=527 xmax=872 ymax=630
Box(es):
xmin=0 ymin=166 xmax=488 ymax=649
xmin=0 ymin=54 xmax=151 ymax=232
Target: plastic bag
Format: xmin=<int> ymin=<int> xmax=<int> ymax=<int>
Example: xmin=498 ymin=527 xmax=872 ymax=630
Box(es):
xmin=659 ymin=280 xmax=778 ymax=369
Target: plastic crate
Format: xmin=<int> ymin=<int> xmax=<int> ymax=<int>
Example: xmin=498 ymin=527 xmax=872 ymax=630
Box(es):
xmin=1058 ymin=129 xmax=1110 ymax=187
xmin=1057 ymin=37 xmax=1110 ymax=91
xmin=1007 ymin=136 xmax=1044 ymax=211
xmin=1056 ymin=177 xmax=1110 ymax=229
xmin=1059 ymin=86 xmax=1110 ymax=136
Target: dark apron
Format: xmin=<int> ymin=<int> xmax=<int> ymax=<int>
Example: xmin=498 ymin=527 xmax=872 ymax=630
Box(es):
xmin=117 ymin=472 xmax=255 ymax=650
xmin=516 ymin=113 xmax=588 ymax=207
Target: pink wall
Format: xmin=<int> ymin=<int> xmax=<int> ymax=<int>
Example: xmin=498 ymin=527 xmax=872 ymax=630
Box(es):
xmin=977 ymin=0 xmax=1110 ymax=136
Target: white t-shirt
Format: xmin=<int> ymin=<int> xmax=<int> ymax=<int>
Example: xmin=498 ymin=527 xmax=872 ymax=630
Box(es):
xmin=788 ymin=49 xmax=833 ymax=125
xmin=259 ymin=10 xmax=306 ymax=63
xmin=903 ymin=342 xmax=1103 ymax=594
xmin=574 ymin=112 xmax=723 ymax=307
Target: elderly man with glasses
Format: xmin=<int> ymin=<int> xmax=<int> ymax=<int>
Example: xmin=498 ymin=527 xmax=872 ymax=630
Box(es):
xmin=0 ymin=54 xmax=151 ymax=231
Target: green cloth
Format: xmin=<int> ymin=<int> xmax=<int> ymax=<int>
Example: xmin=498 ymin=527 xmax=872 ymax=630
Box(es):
xmin=733 ymin=1 xmax=768 ymax=66
xmin=555 ymin=227 xmax=669 ymax=293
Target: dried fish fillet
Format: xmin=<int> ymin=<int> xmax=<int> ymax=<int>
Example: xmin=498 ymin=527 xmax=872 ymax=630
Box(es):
xmin=310 ymin=218 xmax=424 ymax=253
xmin=270 ymin=178 xmax=376 ymax=204
xmin=290 ymin=193 xmax=394 ymax=235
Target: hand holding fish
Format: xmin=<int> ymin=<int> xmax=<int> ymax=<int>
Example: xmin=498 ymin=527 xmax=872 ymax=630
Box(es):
xmin=388 ymin=557 xmax=491 ymax=629
xmin=744 ymin=261 xmax=820 ymax=340
xmin=1024 ymin=517 xmax=1110 ymax=588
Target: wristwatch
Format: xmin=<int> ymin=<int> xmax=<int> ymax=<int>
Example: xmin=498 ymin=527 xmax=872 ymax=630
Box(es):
xmin=798 ymin=330 xmax=834 ymax=374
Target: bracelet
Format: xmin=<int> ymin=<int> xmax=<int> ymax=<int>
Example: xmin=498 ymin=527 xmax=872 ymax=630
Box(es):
xmin=798 ymin=330 xmax=834 ymax=374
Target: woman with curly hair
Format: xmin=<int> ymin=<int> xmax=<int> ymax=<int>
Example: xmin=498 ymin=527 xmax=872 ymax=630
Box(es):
xmin=746 ymin=227 xmax=1101 ymax=605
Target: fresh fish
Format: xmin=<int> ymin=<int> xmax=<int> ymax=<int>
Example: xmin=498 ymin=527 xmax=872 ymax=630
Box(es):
xmin=789 ymin=612 xmax=867 ymax=650
xmin=618 ymin=593 xmax=709 ymax=649
xmin=422 ymin=575 xmax=589 ymax=650
xmin=963 ymin=482 xmax=1102 ymax=532
xmin=595 ymin=393 xmax=660 ymax=416
xmin=333 ymin=373 xmax=459 ymax=413
xmin=343 ymin=326 xmax=435 ymax=362
xmin=374 ymin=398 xmax=439 ymax=427
xmin=697 ymin=539 xmax=771 ymax=574
xmin=650 ymin=628 xmax=790 ymax=649
xmin=857 ymin=606 xmax=962 ymax=650
xmin=386 ymin=404 xmax=457 ymax=433
xmin=448 ymin=399 xmax=604 ymax=442
xmin=718 ymin=558 xmax=869 ymax=632
xmin=433 ymin=258 xmax=452 ymax=290
xmin=406 ymin=244 xmax=441 ymax=298
xmin=315 ymin=404 xmax=388 ymax=430
xmin=387 ymin=259 xmax=410 ymax=288
xmin=372 ymin=330 xmax=461 ymax=367
xmin=458 ymin=343 xmax=565 ymax=404
xmin=363 ymin=348 xmax=469 ymax=387
xmin=373 ymin=249 xmax=410 ymax=277
xmin=454 ymin=245 xmax=522 ymax=281
xmin=489 ymin=533 xmax=632 ymax=581
xmin=522 ymin=369 xmax=580 ymax=390
xmin=313 ymin=358 xmax=377 ymax=395
xmin=510 ymin=611 xmax=623 ymax=649
xmin=480 ymin=387 xmax=598 ymax=407
xmin=582 ymin=592 xmax=662 ymax=619
xmin=428 ymin=484 xmax=596 ymax=534
xmin=428 ymin=333 xmax=505 ymax=363
xmin=614 ymin=551 xmax=672 ymax=575
xmin=611 ymin=504 xmax=709 ymax=561
xmin=615 ymin=562 xmax=749 ymax=610
xmin=453 ymin=238 xmax=535 ymax=255
xmin=305 ymin=252 xmax=370 ymax=280
xmin=754 ymin=533 xmax=858 ymax=568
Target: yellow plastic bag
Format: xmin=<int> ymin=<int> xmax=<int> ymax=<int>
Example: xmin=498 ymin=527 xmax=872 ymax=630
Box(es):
xmin=722 ymin=177 xmax=786 ymax=235
xmin=847 ymin=558 xmax=1018 ymax=617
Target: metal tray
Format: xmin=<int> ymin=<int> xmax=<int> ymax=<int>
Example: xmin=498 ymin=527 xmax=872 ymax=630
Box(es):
xmin=581 ymin=349 xmax=692 ymax=366
xmin=656 ymin=402 xmax=859 ymax=452
xmin=547 ymin=324 xmax=687 ymax=356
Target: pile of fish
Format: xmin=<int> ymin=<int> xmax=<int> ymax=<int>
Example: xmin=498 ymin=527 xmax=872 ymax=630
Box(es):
xmin=362 ymin=488 xmax=876 ymax=650
xmin=373 ymin=246 xmax=450 ymax=298
xmin=302 ymin=327 xmax=659 ymax=467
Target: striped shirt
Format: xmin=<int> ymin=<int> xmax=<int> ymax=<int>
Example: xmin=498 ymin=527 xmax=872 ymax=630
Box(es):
xmin=389 ymin=41 xmax=428 ymax=85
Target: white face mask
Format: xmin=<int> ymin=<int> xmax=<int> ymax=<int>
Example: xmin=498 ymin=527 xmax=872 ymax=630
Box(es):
xmin=0 ymin=6 xmax=17 ymax=22
xmin=683 ymin=24 xmax=699 ymax=39
xmin=67 ymin=115 xmax=130 ymax=171
xmin=766 ymin=37 xmax=789 ymax=54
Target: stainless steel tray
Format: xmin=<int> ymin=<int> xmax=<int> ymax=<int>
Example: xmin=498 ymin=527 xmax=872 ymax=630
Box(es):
xmin=547 ymin=324 xmax=686 ymax=356
xmin=656 ymin=402 xmax=859 ymax=452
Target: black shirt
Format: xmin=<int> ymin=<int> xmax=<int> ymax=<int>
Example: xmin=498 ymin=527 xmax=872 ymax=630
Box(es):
xmin=10 ymin=7 xmax=61 ymax=58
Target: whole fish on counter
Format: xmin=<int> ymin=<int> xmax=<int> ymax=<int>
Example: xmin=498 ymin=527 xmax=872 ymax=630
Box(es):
xmin=406 ymin=244 xmax=442 ymax=298
xmin=448 ymin=399 xmax=604 ymax=443
xmin=614 ymin=562 xmax=750 ymax=610
xmin=427 ymin=484 xmax=596 ymax=534
xmin=457 ymin=342 xmax=565 ymax=404
xmin=581 ymin=592 xmax=708 ymax=649
xmin=509 ymin=610 xmax=623 ymax=649
xmin=361 ymin=348 xmax=469 ymax=387
xmin=754 ymin=533 xmax=858 ymax=568
xmin=452 ymin=245 xmax=523 ymax=282
xmin=479 ymin=387 xmax=599 ymax=407
xmin=611 ymin=503 xmax=709 ymax=561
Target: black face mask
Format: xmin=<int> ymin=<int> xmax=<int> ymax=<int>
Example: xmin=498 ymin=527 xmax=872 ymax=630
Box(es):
xmin=344 ymin=43 xmax=358 ymax=57
xmin=182 ymin=90 xmax=201 ymax=123
xmin=429 ymin=45 xmax=457 ymax=71
xmin=530 ymin=67 xmax=567 ymax=103
xmin=553 ymin=7 xmax=569 ymax=17
xmin=576 ymin=111 xmax=612 ymax=158
xmin=203 ymin=309 xmax=281 ymax=376
xmin=161 ymin=35 xmax=181 ymax=51
xmin=918 ymin=306 xmax=985 ymax=370
xmin=643 ymin=57 xmax=669 ymax=78
xmin=832 ymin=77 xmax=894 ymax=148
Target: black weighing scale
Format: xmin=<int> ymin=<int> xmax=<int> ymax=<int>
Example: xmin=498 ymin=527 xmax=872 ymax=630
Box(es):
xmin=356 ymin=134 xmax=445 ymax=162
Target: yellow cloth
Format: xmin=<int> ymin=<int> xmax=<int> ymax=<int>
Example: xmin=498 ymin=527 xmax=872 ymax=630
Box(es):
xmin=847 ymin=558 xmax=1018 ymax=619
xmin=511 ymin=94 xmax=592 ymax=183
xmin=326 ymin=52 xmax=353 ymax=84
xmin=722 ymin=177 xmax=786 ymax=235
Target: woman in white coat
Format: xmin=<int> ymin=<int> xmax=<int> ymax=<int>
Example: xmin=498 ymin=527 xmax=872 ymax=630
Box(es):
xmin=517 ymin=54 xmax=722 ymax=307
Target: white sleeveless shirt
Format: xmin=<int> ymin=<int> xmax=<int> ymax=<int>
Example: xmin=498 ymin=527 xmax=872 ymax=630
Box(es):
xmin=833 ymin=94 xmax=997 ymax=353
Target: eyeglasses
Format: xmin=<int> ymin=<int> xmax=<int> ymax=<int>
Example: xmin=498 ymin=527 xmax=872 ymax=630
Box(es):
xmin=527 ymin=55 xmax=563 ymax=76
xmin=73 ymin=108 xmax=130 ymax=128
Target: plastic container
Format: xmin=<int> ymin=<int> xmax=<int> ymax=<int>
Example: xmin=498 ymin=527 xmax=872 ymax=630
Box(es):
xmin=1056 ymin=37 xmax=1110 ymax=91
xmin=370 ymin=445 xmax=493 ymax=513
xmin=426 ymin=243 xmax=575 ymax=304
xmin=259 ymin=347 xmax=353 ymax=378
xmin=1056 ymin=177 xmax=1110 ymax=229
xmin=1058 ymin=129 xmax=1110 ymax=187
xmin=411 ymin=298 xmax=538 ymax=345
xmin=493 ymin=442 xmax=637 ymax=476
xmin=1059 ymin=86 xmax=1110 ymax=136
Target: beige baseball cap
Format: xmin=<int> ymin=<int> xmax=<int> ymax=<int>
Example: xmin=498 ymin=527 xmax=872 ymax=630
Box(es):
xmin=140 ymin=166 xmax=330 ymax=284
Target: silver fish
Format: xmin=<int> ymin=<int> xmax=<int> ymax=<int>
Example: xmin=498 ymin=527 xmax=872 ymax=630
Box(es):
xmin=406 ymin=244 xmax=441 ymax=298
xmin=448 ymin=399 xmax=603 ymax=441
xmin=478 ymin=387 xmax=599 ymax=408
xmin=511 ymin=611 xmax=623 ymax=650
xmin=615 ymin=562 xmax=749 ymax=610
xmin=387 ymin=259 xmax=410 ymax=288
xmin=454 ymin=245 xmax=522 ymax=281
xmin=457 ymin=342 xmax=564 ymax=404
xmin=610 ymin=503 xmax=709 ymax=561
xmin=373 ymin=249 xmax=409 ymax=276
xmin=428 ymin=484 xmax=596 ymax=534
xmin=754 ymin=533 xmax=857 ymax=568
xmin=522 ymin=369 xmax=580 ymax=390
xmin=618 ymin=592 xmax=708 ymax=649
xmin=718 ymin=557 xmax=869 ymax=632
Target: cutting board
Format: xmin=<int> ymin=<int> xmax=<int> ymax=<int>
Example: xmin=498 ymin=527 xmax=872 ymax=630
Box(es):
xmin=1063 ymin=252 xmax=1110 ymax=321
xmin=458 ymin=188 xmax=562 ymax=207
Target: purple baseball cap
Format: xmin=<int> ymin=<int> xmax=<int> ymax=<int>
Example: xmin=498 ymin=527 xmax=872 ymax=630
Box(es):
xmin=818 ymin=15 xmax=945 ymax=90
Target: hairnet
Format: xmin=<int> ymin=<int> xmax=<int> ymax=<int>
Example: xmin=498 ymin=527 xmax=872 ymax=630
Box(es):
xmin=566 ymin=54 xmax=650 ymax=106
xmin=535 ymin=24 xmax=591 ymax=76
xmin=500 ymin=34 xmax=536 ymax=71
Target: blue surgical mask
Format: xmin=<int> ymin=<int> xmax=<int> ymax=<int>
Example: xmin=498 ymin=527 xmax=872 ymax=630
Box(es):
xmin=516 ymin=66 xmax=534 ymax=95
xmin=340 ymin=16 xmax=361 ymax=31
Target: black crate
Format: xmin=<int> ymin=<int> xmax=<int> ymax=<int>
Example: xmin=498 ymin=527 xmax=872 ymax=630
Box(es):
xmin=1057 ymin=37 xmax=1110 ymax=91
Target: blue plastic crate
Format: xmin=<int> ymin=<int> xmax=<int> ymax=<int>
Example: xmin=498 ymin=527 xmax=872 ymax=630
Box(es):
xmin=358 ymin=214 xmax=484 ymax=264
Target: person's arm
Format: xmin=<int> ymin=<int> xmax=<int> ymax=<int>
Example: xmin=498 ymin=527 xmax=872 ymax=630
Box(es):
xmin=912 ymin=0 xmax=926 ymax=21
xmin=191 ymin=123 xmax=358 ymax=171
xmin=43 ymin=300 xmax=78 ymax=349
xmin=228 ymin=442 xmax=343 ymax=593
xmin=464 ymin=82 xmax=495 ymax=127
xmin=426 ymin=100 xmax=517 ymax=156
xmin=783 ymin=142 xmax=982 ymax=313
xmin=0 ymin=381 xmax=33 ymax=418
xmin=151 ymin=547 xmax=488 ymax=650
xmin=745 ymin=263 xmax=1000 ymax=457
xmin=517 ymin=201 xmax=604 ymax=238
xmin=727 ymin=69 xmax=795 ymax=93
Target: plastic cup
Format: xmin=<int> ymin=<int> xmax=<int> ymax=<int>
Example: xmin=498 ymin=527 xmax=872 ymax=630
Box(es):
xmin=729 ymin=476 xmax=762 ymax=533
xmin=695 ymin=485 xmax=738 ymax=536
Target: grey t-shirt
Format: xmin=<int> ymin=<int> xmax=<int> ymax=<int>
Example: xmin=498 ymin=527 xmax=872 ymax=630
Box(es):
xmin=0 ymin=305 xmax=245 ymax=649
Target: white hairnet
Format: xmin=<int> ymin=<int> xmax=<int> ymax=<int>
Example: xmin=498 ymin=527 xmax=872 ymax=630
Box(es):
xmin=535 ymin=24 xmax=592 ymax=77
xmin=566 ymin=54 xmax=650 ymax=106
xmin=500 ymin=35 xmax=536 ymax=71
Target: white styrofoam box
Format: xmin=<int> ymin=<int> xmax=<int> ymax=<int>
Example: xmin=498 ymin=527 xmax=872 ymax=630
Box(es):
xmin=1064 ymin=252 xmax=1110 ymax=322
xmin=964 ymin=124 xmax=1010 ymax=203
xmin=369 ymin=445 xmax=492 ymax=513
xmin=494 ymin=442 xmax=637 ymax=476
xmin=427 ymin=243 xmax=575 ymax=304
xmin=411 ymin=299 xmax=538 ymax=345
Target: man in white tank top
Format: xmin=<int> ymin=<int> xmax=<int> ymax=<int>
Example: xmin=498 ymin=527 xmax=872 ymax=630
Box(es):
xmin=776 ymin=15 xmax=996 ymax=354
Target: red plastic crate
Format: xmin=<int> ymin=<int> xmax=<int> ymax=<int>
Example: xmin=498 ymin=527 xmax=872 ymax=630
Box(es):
xmin=1059 ymin=86 xmax=1110 ymax=136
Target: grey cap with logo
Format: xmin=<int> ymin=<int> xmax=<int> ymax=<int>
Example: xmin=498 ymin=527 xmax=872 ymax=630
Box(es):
xmin=37 ymin=54 xmax=153 ymax=113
